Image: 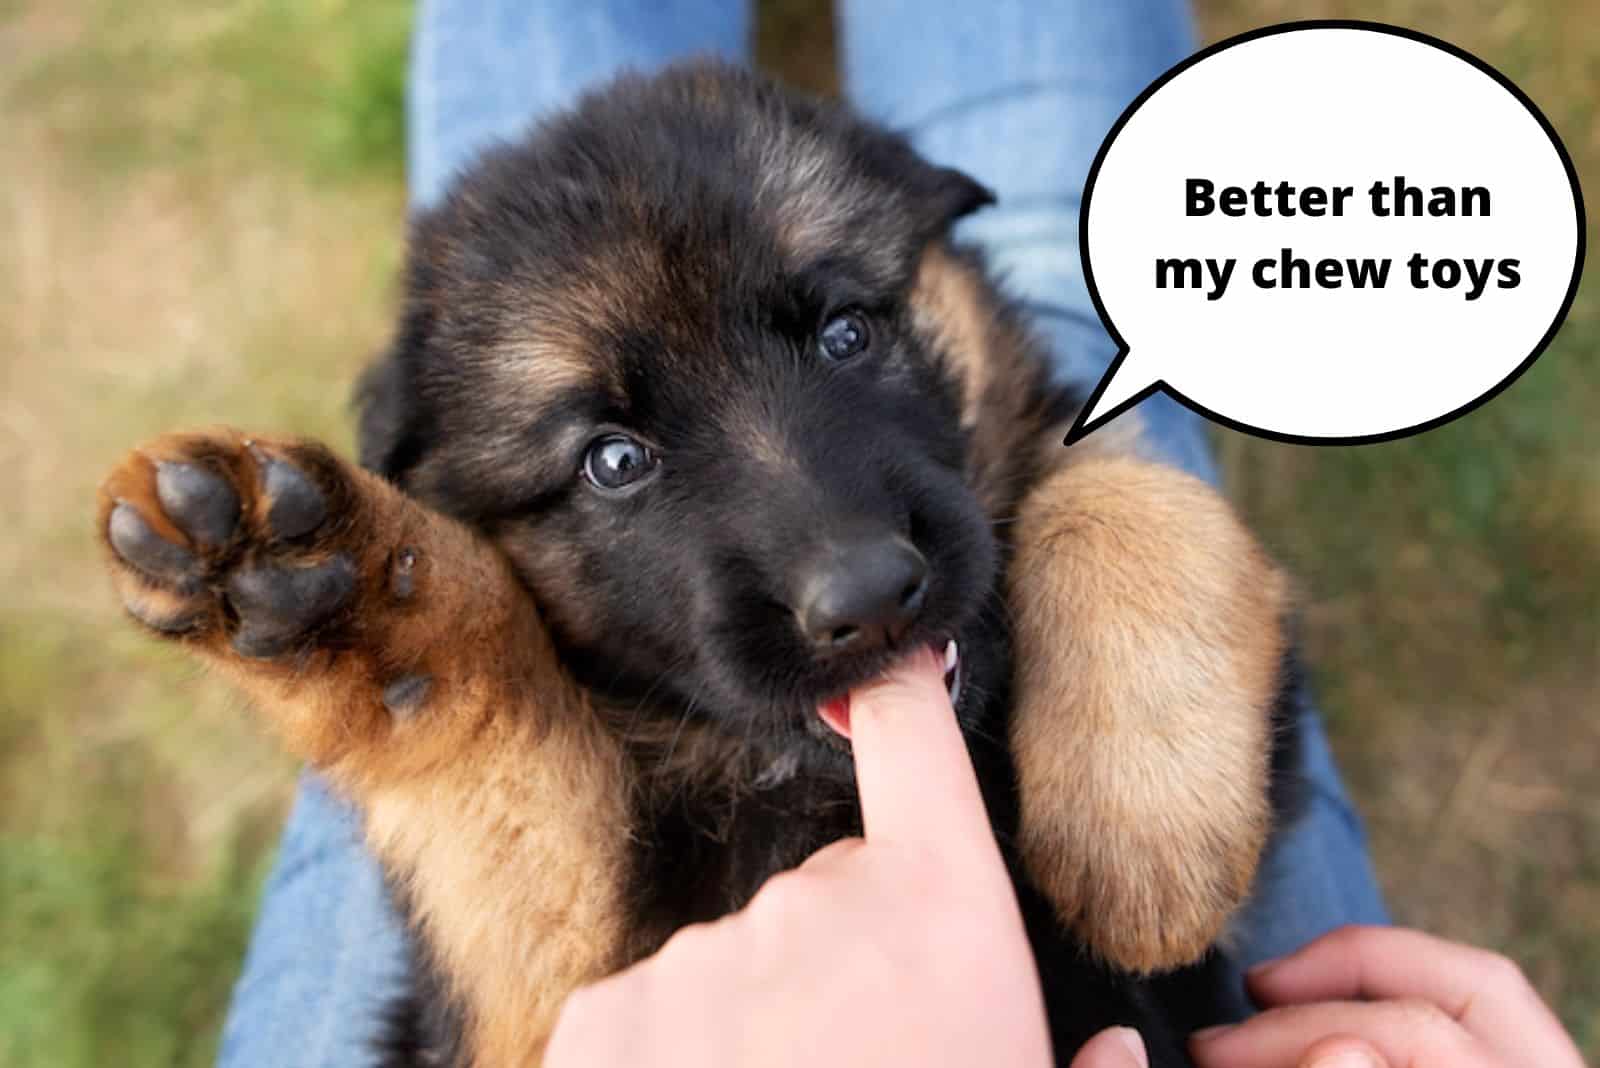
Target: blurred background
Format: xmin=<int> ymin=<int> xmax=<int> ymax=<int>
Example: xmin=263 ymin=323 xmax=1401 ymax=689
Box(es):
xmin=0 ymin=1 xmax=1593 ymax=1064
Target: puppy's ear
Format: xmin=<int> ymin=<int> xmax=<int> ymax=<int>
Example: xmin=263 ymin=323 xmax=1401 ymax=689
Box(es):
xmin=354 ymin=316 xmax=429 ymax=482
xmin=357 ymin=212 xmax=452 ymax=482
xmin=911 ymin=164 xmax=996 ymax=237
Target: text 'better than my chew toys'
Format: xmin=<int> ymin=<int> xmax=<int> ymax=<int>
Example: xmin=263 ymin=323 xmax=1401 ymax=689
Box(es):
xmin=1066 ymin=22 xmax=1584 ymax=447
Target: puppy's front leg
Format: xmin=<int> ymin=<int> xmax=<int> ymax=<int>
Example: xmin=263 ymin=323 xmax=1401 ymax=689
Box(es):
xmin=1008 ymin=455 xmax=1291 ymax=974
xmin=97 ymin=430 xmax=629 ymax=1065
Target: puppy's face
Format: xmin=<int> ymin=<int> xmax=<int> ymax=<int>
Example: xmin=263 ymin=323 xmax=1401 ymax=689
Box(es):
xmin=361 ymin=63 xmax=999 ymax=752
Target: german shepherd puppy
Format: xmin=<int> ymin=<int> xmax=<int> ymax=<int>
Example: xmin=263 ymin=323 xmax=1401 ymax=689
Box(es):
xmin=96 ymin=62 xmax=1296 ymax=1067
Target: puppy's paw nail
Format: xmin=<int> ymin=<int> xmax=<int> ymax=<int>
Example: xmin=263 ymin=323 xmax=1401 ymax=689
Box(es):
xmin=390 ymin=547 xmax=419 ymax=599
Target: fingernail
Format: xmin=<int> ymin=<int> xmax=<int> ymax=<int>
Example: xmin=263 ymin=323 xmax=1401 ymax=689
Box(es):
xmin=1111 ymin=1027 xmax=1148 ymax=1068
xmin=1246 ymin=955 xmax=1285 ymax=981
xmin=859 ymin=645 xmax=944 ymax=699
xmin=1310 ymin=1050 xmax=1382 ymax=1068
xmin=1191 ymin=1024 xmax=1235 ymax=1044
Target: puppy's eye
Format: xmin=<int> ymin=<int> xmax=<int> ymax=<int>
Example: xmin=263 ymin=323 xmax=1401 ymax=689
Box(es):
xmin=818 ymin=312 xmax=869 ymax=361
xmin=583 ymin=434 xmax=657 ymax=492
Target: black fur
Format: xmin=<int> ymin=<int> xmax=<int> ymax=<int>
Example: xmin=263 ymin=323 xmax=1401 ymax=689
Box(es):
xmin=356 ymin=61 xmax=1292 ymax=1067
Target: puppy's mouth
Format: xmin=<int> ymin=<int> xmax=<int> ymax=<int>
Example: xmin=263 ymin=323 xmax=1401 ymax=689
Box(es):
xmin=814 ymin=638 xmax=962 ymax=740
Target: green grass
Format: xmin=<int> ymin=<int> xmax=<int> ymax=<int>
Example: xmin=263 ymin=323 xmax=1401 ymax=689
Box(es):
xmin=1 ymin=0 xmax=1595 ymax=1063
xmin=0 ymin=786 xmax=272 ymax=1068
xmin=0 ymin=616 xmax=285 ymax=1068
xmin=1 ymin=4 xmax=410 ymax=1065
xmin=13 ymin=0 xmax=411 ymax=182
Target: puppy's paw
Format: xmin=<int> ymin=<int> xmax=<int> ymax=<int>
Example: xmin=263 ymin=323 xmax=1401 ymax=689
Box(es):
xmin=1008 ymin=456 xmax=1290 ymax=974
xmin=96 ymin=428 xmax=567 ymax=774
xmin=98 ymin=431 xmax=377 ymax=658
xmin=1016 ymin=782 xmax=1269 ymax=974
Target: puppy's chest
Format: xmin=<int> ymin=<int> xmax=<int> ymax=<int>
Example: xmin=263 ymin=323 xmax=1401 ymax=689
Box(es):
xmin=618 ymin=761 xmax=863 ymax=958
xmin=613 ymin=627 xmax=1018 ymax=963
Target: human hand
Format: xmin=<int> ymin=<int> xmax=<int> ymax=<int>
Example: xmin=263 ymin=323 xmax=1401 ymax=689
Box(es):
xmin=546 ymin=645 xmax=1116 ymax=1067
xmin=1189 ymin=925 xmax=1586 ymax=1068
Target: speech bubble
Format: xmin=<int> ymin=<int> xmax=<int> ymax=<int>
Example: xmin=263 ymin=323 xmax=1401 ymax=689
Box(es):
xmin=1065 ymin=21 xmax=1585 ymax=446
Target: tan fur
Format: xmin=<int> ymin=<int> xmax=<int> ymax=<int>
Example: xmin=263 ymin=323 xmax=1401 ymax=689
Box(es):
xmin=720 ymin=406 xmax=809 ymax=485
xmin=1055 ymin=410 xmax=1149 ymax=471
xmin=416 ymin=219 xmax=649 ymax=407
xmin=1007 ymin=456 xmax=1290 ymax=973
xmin=99 ymin=432 xmax=630 ymax=1066
xmin=759 ymin=130 xmax=870 ymax=265
xmin=485 ymin=264 xmax=638 ymax=404
xmin=909 ymin=247 xmax=997 ymax=433
xmin=909 ymin=245 xmax=1148 ymax=519
xmin=498 ymin=328 xmax=607 ymax=399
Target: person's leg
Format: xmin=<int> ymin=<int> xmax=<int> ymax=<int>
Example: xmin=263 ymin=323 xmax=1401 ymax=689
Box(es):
xmin=410 ymin=0 xmax=750 ymax=210
xmin=837 ymin=0 xmax=1387 ymax=964
xmin=216 ymin=775 xmax=409 ymax=1067
xmin=217 ymin=5 xmax=749 ymax=1066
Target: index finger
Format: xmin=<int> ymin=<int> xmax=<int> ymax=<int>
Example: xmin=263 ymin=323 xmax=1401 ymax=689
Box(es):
xmin=1248 ymin=925 xmax=1584 ymax=1068
xmin=846 ymin=644 xmax=996 ymax=856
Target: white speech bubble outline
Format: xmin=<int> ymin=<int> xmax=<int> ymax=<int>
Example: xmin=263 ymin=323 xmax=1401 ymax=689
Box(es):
xmin=1063 ymin=20 xmax=1586 ymax=447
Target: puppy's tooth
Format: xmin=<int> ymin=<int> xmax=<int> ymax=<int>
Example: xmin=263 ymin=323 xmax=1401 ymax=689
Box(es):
xmin=944 ymin=638 xmax=959 ymax=672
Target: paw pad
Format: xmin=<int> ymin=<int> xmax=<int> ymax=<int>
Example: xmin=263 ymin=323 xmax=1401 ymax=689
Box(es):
xmin=108 ymin=502 xmax=199 ymax=585
xmin=101 ymin=434 xmax=359 ymax=660
xmin=227 ymin=556 xmax=357 ymax=659
xmin=259 ymin=452 xmax=326 ymax=540
xmin=155 ymin=462 xmax=240 ymax=547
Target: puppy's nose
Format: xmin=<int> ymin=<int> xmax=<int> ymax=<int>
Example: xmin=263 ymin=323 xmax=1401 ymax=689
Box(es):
xmin=797 ymin=535 xmax=928 ymax=652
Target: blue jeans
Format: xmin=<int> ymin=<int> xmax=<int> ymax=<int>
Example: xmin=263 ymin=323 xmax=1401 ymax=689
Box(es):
xmin=218 ymin=3 xmax=1388 ymax=1064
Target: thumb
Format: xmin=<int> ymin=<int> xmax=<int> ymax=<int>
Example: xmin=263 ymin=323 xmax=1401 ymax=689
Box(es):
xmin=1072 ymin=1027 xmax=1148 ymax=1068
xmin=1296 ymin=1035 xmax=1390 ymax=1068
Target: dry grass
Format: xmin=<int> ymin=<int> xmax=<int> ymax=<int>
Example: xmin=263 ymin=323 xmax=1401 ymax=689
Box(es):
xmin=0 ymin=0 xmax=1593 ymax=1063
xmin=1199 ymin=2 xmax=1600 ymax=1052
